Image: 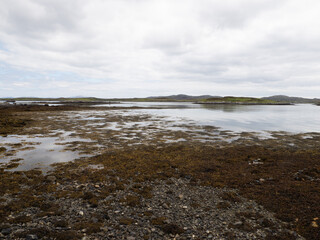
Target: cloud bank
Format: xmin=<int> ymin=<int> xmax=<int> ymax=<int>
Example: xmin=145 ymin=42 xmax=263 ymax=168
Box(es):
xmin=0 ymin=0 xmax=320 ymax=97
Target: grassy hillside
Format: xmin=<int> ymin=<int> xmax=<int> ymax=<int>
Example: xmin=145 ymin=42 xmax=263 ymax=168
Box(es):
xmin=262 ymin=95 xmax=320 ymax=103
xmin=199 ymin=96 xmax=279 ymax=104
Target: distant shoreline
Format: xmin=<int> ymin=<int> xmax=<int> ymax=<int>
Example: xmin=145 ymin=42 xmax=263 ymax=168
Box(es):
xmin=194 ymin=101 xmax=293 ymax=105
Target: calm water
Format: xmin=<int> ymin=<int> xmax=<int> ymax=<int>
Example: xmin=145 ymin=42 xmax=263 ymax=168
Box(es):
xmin=0 ymin=132 xmax=93 ymax=172
xmin=117 ymin=102 xmax=320 ymax=133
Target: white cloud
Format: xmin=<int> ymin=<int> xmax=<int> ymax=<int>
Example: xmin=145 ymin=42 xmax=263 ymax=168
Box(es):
xmin=0 ymin=0 xmax=320 ymax=97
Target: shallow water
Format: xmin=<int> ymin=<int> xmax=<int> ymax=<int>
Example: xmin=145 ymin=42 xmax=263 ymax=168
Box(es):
xmin=0 ymin=132 xmax=93 ymax=172
xmin=112 ymin=103 xmax=320 ymax=133
xmin=0 ymin=100 xmax=62 ymax=106
xmin=2 ymin=102 xmax=319 ymax=172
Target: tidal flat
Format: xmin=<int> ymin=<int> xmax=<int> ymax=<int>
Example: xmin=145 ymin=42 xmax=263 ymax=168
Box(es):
xmin=0 ymin=104 xmax=319 ymax=239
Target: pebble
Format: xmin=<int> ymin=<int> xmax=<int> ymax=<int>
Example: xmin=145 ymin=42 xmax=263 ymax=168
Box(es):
xmin=47 ymin=175 xmax=56 ymax=182
xmin=311 ymin=221 xmax=318 ymax=228
xmin=1 ymin=228 xmax=12 ymax=235
xmin=26 ymin=234 xmax=38 ymax=240
xmin=234 ymin=221 xmax=243 ymax=226
xmin=1 ymin=177 xmax=305 ymax=240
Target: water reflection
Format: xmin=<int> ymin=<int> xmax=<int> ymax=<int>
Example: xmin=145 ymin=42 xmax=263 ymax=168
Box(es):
xmin=127 ymin=104 xmax=320 ymax=133
xmin=200 ymin=104 xmax=259 ymax=112
xmin=0 ymin=133 xmax=93 ymax=172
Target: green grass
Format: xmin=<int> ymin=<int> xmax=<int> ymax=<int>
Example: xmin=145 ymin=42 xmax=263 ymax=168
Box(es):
xmin=200 ymin=96 xmax=279 ymax=104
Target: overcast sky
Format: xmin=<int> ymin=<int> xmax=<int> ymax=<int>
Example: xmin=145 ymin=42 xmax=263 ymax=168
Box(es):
xmin=1 ymin=0 xmax=320 ymax=98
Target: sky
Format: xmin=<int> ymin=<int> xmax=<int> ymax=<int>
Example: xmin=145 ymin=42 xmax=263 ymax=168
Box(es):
xmin=0 ymin=0 xmax=320 ymax=98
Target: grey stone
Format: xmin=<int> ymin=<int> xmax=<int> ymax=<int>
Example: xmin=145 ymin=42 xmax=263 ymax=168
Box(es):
xmin=47 ymin=175 xmax=56 ymax=182
xmin=1 ymin=228 xmax=12 ymax=235
xmin=234 ymin=221 xmax=243 ymax=226
xmin=26 ymin=234 xmax=38 ymax=240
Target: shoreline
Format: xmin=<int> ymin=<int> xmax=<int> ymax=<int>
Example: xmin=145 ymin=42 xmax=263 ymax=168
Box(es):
xmin=194 ymin=101 xmax=293 ymax=105
xmin=0 ymin=104 xmax=319 ymax=239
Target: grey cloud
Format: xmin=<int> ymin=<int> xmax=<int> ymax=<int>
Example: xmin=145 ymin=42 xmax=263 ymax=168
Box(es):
xmin=0 ymin=0 xmax=320 ymax=97
xmin=197 ymin=0 xmax=284 ymax=29
xmin=1 ymin=0 xmax=84 ymax=36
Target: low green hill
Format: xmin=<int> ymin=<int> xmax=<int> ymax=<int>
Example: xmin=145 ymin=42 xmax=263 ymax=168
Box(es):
xmin=201 ymin=96 xmax=277 ymax=103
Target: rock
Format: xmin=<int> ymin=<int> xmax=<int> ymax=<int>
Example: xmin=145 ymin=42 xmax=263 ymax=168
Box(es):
xmin=234 ymin=221 xmax=243 ymax=226
xmin=127 ymin=237 xmax=135 ymax=240
xmin=101 ymin=226 xmax=109 ymax=232
xmin=311 ymin=221 xmax=318 ymax=228
xmin=178 ymin=194 xmax=184 ymax=200
xmin=182 ymin=206 xmax=188 ymax=209
xmin=1 ymin=228 xmax=12 ymax=235
xmin=14 ymin=229 xmax=25 ymax=235
xmin=79 ymin=211 xmax=84 ymax=216
xmin=47 ymin=175 xmax=56 ymax=182
xmin=26 ymin=234 xmax=38 ymax=240
xmin=164 ymin=219 xmax=170 ymax=224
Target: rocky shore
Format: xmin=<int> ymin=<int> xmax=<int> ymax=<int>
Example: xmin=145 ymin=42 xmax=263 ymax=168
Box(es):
xmin=0 ymin=173 xmax=303 ymax=240
xmin=1 ymin=104 xmax=319 ymax=239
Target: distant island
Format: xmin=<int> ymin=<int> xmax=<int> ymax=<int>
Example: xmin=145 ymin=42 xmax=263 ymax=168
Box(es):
xmin=194 ymin=96 xmax=291 ymax=105
xmin=262 ymin=95 xmax=320 ymax=104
